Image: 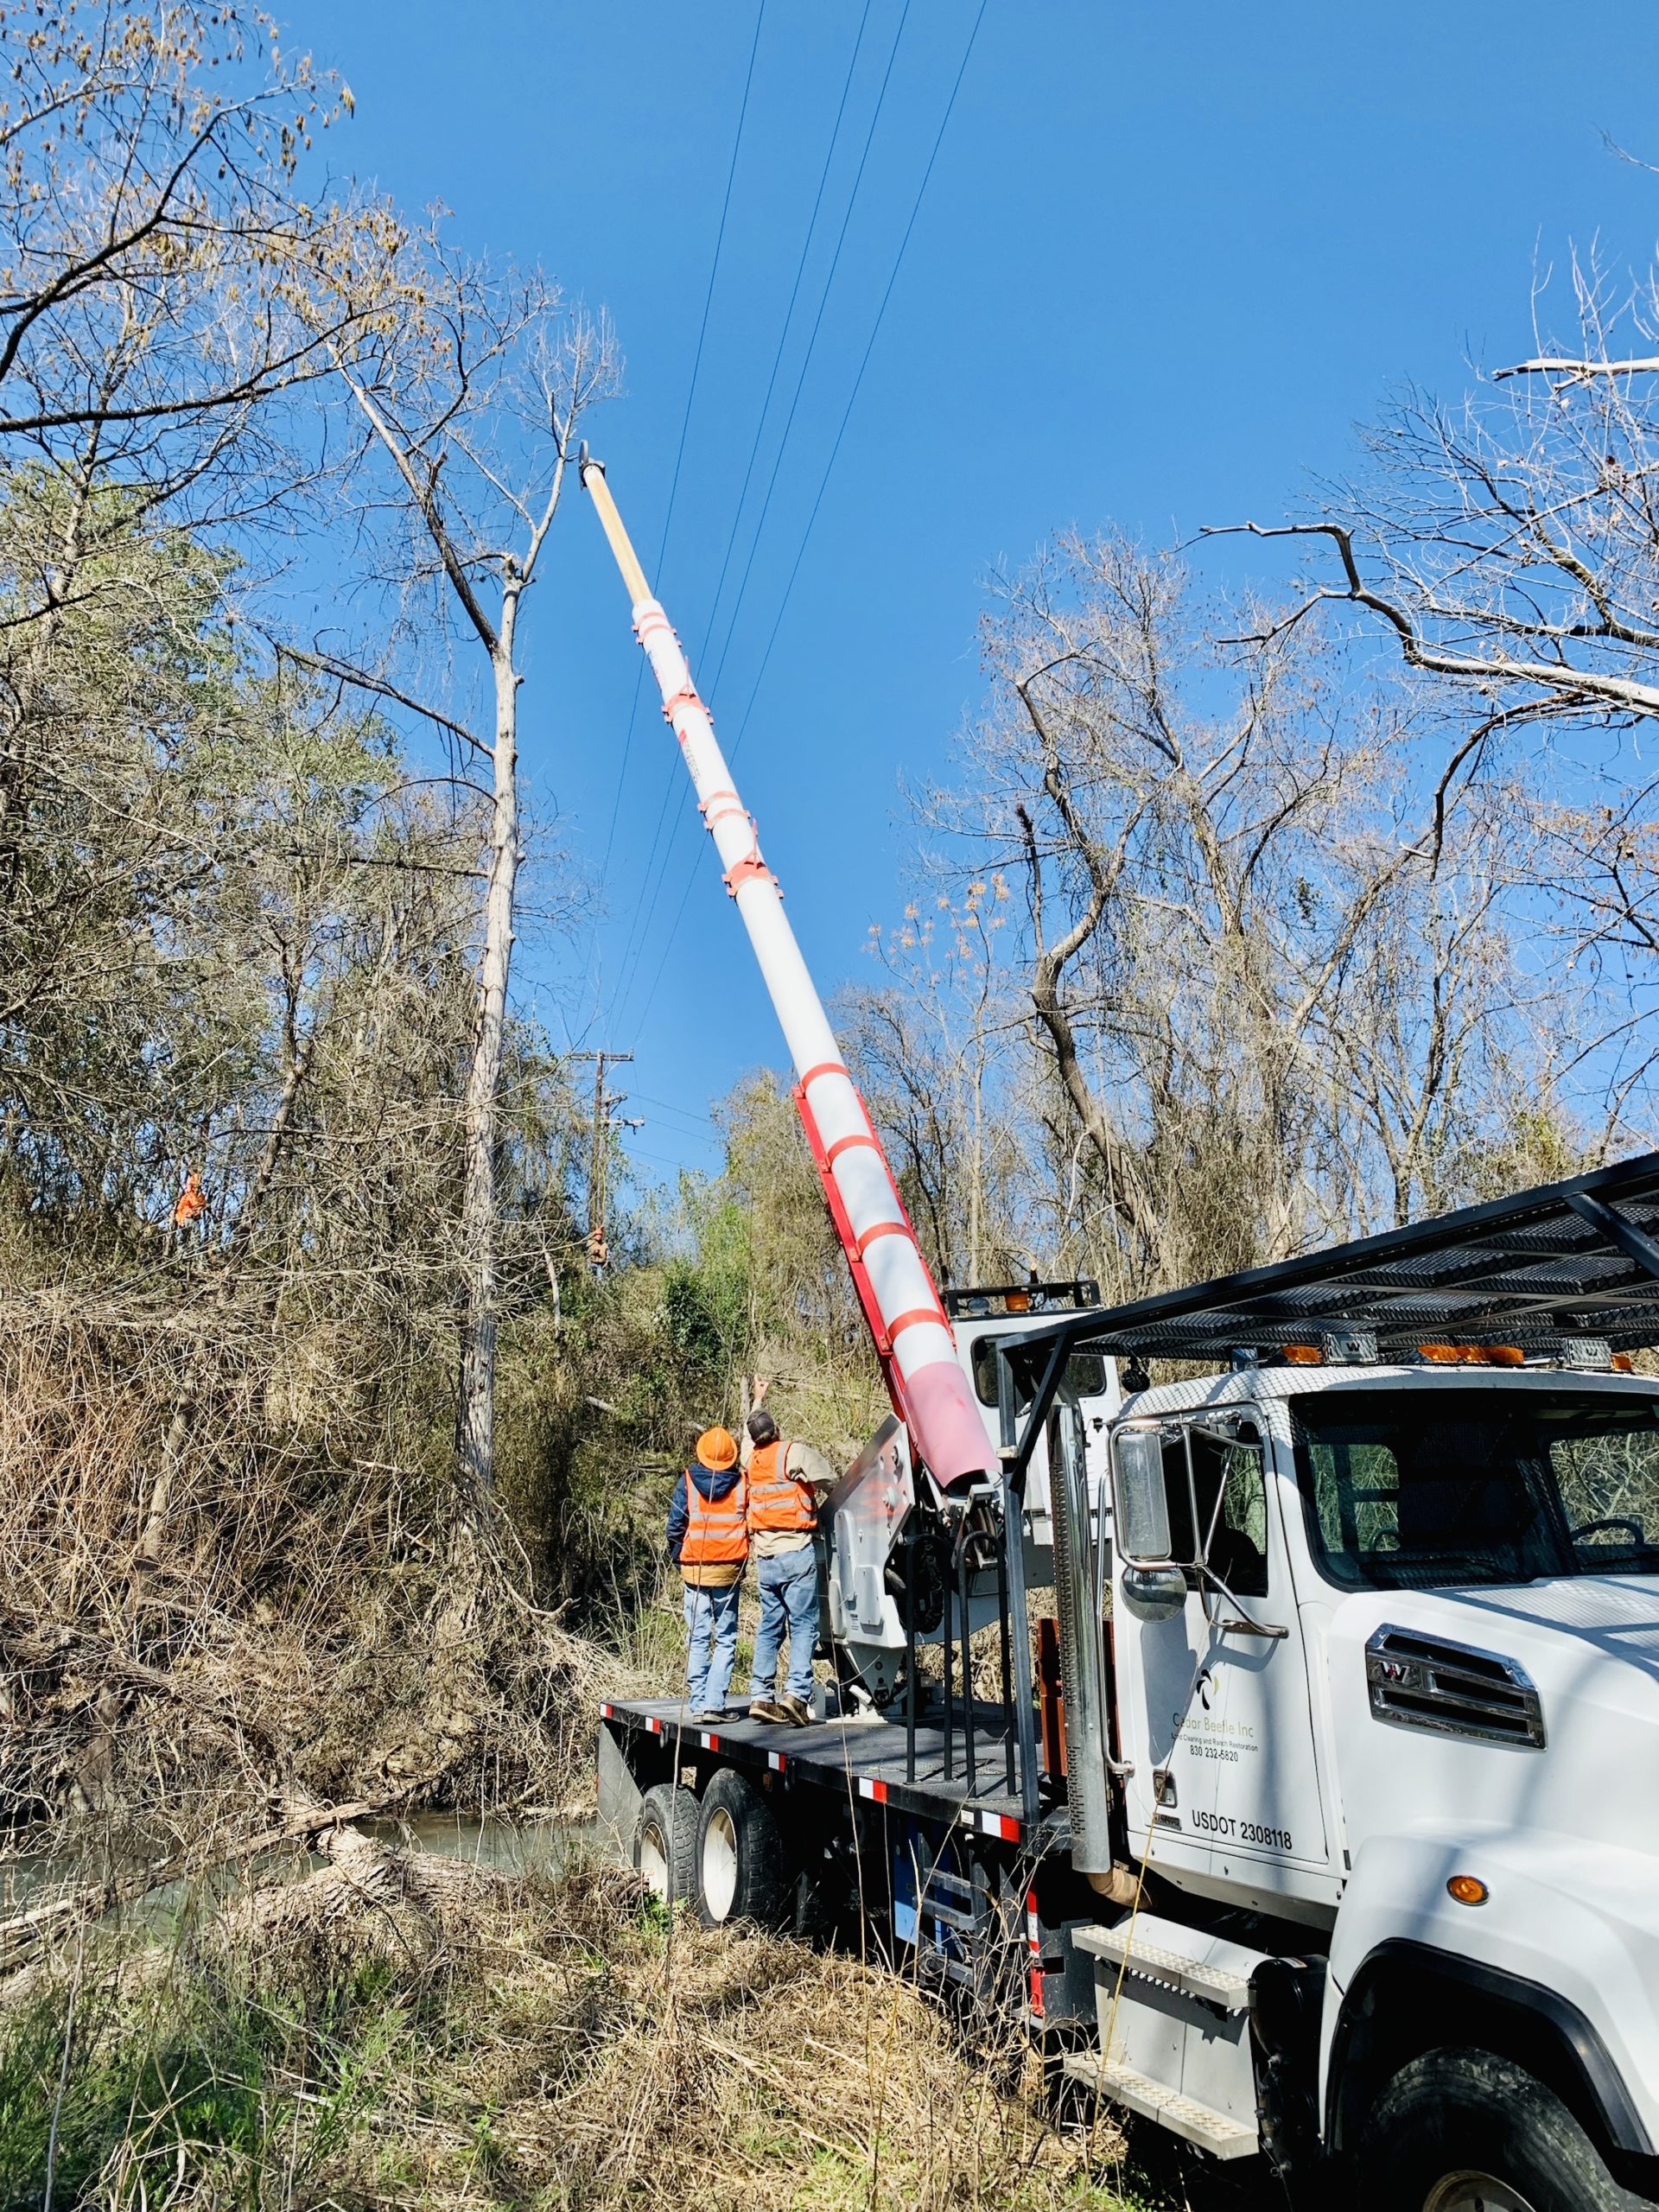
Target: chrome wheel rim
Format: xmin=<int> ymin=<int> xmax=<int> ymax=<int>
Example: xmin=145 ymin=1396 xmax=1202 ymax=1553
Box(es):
xmin=638 ymin=1821 xmax=670 ymax=1900
xmin=1424 ymin=2173 xmax=1538 ymax=2212
xmin=702 ymin=1806 xmax=739 ymax=1920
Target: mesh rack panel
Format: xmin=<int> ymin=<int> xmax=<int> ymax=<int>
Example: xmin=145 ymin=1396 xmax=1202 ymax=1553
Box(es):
xmin=1011 ymin=1153 xmax=1659 ymax=1364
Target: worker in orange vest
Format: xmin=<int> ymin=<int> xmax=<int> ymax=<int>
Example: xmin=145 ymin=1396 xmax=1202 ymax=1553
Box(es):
xmin=666 ymin=1426 xmax=746 ymax=1725
xmin=742 ymin=1381 xmax=836 ymax=1726
xmin=173 ymin=1168 xmax=207 ymax=1230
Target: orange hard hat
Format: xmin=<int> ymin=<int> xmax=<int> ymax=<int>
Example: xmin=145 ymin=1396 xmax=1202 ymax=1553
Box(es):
xmin=696 ymin=1426 xmax=739 ymax=1472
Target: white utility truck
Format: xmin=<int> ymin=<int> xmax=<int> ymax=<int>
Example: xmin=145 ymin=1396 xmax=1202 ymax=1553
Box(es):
xmin=581 ymin=453 xmax=1659 ymax=2211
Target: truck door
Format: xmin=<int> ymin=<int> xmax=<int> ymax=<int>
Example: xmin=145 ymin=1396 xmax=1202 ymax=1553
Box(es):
xmin=1111 ymin=1414 xmax=1329 ymax=1878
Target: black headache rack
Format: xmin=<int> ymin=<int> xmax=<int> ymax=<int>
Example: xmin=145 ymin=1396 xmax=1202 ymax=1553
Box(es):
xmin=998 ymin=1146 xmax=1659 ymax=1389
xmin=944 ymin=1278 xmax=1101 ymax=1319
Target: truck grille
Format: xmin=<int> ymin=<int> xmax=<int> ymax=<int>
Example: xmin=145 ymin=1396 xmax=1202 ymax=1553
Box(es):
xmin=1365 ymin=1626 xmax=1545 ymax=1750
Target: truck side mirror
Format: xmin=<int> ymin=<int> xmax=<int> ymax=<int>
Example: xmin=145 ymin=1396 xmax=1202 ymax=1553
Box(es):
xmin=1112 ymin=1426 xmax=1172 ymax=1563
xmin=1120 ymin=1563 xmax=1188 ymax=1621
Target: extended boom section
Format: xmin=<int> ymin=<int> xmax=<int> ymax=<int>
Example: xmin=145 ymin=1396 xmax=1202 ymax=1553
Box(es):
xmin=580 ymin=455 xmax=992 ymax=1491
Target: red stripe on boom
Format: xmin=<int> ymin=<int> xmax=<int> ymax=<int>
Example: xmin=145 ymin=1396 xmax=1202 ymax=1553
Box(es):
xmin=855 ymin=1220 xmax=909 ymax=1257
xmin=824 ymin=1132 xmax=881 ymax=1168
xmin=887 ymin=1305 xmax=950 ymax=1341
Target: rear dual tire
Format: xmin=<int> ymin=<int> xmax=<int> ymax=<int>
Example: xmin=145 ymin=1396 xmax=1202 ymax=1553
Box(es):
xmin=633 ymin=1783 xmax=697 ymax=1907
xmin=695 ymin=1766 xmax=790 ymax=1931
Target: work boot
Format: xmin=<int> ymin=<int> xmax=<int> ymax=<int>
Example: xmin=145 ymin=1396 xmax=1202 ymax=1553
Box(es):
xmin=747 ymin=1697 xmax=789 ymax=1725
xmin=776 ymin=1693 xmax=813 ymax=1728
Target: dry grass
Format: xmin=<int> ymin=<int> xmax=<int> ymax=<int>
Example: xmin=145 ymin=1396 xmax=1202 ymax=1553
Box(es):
xmin=0 ymin=1842 xmax=1143 ymax=2212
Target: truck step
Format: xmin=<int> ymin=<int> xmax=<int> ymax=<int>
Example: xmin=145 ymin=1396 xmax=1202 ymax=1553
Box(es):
xmin=1072 ymin=1918 xmax=1255 ymax=2014
xmin=1061 ymin=2052 xmax=1259 ymax=2161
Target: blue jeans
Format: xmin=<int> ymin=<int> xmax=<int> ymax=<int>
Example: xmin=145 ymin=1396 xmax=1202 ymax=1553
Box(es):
xmin=683 ymin=1580 xmax=741 ymax=1712
xmin=748 ymin=1546 xmax=818 ymax=1703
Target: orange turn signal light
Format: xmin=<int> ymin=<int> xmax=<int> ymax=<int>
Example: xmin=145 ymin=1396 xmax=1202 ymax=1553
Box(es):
xmin=1004 ymin=1289 xmax=1031 ymax=1313
xmin=1612 ymin=1352 xmax=1637 ymax=1374
xmin=1446 ymin=1874 xmax=1489 ymax=1907
xmin=1418 ymin=1343 xmax=1526 ymax=1367
xmin=1283 ymin=1344 xmax=1322 ymax=1365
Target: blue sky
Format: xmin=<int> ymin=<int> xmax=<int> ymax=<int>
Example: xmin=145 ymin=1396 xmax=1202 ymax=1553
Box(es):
xmin=290 ymin=0 xmax=1659 ymax=1184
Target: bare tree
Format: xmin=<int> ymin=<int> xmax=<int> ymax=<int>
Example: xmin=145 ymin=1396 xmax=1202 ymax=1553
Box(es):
xmin=1209 ymin=246 xmax=1659 ymax=740
xmin=917 ymin=533 xmax=1554 ymax=1293
xmin=327 ymin=236 xmax=615 ymax=1497
xmin=1198 ymin=239 xmax=1659 ymax=1148
xmin=845 ymin=879 xmax=1025 ymax=1286
xmin=0 ymin=1 xmax=385 ymax=447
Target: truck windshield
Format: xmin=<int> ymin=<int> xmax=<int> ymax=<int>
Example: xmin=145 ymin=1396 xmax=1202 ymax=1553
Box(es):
xmin=1293 ymin=1387 xmax=1659 ymax=1590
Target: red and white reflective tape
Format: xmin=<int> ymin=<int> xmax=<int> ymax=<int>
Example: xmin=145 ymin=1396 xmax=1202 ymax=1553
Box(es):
xmin=601 ymin=1702 xmax=614 ymax=1719
xmin=856 ymin=1777 xmax=889 ymax=1803
xmin=699 ymin=1732 xmax=720 ymax=1751
xmin=1025 ymin=1886 xmax=1046 ymax=2018
xmin=645 ymin=1716 xmax=663 ymax=1736
xmin=964 ymin=1809 xmax=1020 ymax=1841
xmin=767 ymin=1751 xmax=786 ymax=1772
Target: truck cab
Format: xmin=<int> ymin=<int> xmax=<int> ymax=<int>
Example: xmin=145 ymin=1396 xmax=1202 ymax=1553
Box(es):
xmin=1065 ymin=1319 xmax=1659 ymax=2205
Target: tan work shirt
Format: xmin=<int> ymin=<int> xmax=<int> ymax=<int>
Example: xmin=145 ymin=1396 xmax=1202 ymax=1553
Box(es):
xmin=739 ymin=1433 xmax=837 ymax=1557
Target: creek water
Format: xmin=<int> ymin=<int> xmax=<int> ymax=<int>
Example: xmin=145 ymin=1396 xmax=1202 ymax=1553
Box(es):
xmin=1 ymin=1808 xmax=616 ymax=1942
xmin=359 ymin=1808 xmax=613 ymax=1874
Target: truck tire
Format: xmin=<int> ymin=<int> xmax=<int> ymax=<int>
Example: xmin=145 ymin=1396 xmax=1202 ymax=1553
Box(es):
xmin=695 ymin=1765 xmax=789 ymax=1931
xmin=633 ymin=1783 xmax=697 ymax=1907
xmin=1360 ymin=2047 xmax=1644 ymax=2212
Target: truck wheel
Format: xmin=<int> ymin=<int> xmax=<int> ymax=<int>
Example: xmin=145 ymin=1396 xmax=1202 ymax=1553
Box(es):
xmin=1360 ymin=2048 xmax=1643 ymax=2212
xmin=695 ymin=1766 xmax=788 ymax=1931
xmin=633 ymin=1783 xmax=697 ymax=1907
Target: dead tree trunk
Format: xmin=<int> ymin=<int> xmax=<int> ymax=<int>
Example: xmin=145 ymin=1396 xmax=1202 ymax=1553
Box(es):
xmin=455 ymin=602 xmax=522 ymax=1495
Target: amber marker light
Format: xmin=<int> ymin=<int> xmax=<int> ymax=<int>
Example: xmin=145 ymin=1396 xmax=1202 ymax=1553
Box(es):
xmin=1612 ymin=1352 xmax=1637 ymax=1373
xmin=1446 ymin=1874 xmax=1490 ymax=1907
xmin=1004 ymin=1289 xmax=1031 ymax=1314
xmin=1283 ymin=1344 xmax=1322 ymax=1365
xmin=1484 ymin=1345 xmax=1526 ymax=1367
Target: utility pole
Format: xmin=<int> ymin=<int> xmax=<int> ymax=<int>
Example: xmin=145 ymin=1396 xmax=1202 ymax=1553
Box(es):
xmin=570 ymin=1050 xmax=640 ymax=1269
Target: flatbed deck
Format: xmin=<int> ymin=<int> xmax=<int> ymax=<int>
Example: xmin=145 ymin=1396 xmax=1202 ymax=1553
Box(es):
xmin=601 ymin=1695 xmax=1057 ymax=1847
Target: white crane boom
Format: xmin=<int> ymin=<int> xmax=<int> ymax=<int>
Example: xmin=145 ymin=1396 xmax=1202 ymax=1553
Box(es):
xmin=580 ymin=454 xmax=993 ymax=1490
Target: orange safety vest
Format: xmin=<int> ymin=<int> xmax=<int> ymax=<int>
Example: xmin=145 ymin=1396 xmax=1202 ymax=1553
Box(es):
xmin=680 ymin=1473 xmax=748 ymax=1566
xmin=746 ymin=1440 xmax=817 ymax=1535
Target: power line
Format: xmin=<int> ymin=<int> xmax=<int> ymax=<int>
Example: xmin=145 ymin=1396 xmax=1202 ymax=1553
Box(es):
xmin=726 ymin=0 xmax=989 ymax=753
xmin=697 ymin=0 xmax=881 ymax=678
xmin=629 ymin=1088 xmax=721 ymax=1128
xmin=626 ymin=2 xmax=989 ymax=1051
xmin=590 ymin=1 xmax=767 ymax=995
xmin=619 ymin=2 xmax=915 ymax=1035
xmin=701 ymin=0 xmax=912 ymax=709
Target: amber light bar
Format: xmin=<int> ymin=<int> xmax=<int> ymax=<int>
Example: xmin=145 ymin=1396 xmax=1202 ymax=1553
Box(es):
xmin=1418 ymin=1344 xmax=1526 ymax=1367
